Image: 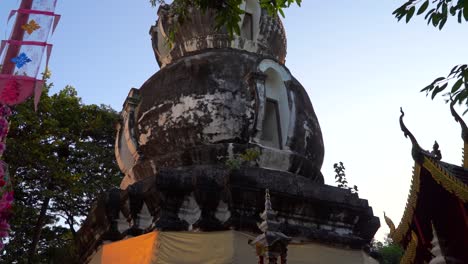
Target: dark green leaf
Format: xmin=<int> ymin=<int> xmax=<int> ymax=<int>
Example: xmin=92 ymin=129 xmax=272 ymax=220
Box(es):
xmin=432 ymin=83 xmax=448 ymax=99
xmin=432 ymin=77 xmax=446 ymax=84
xmin=450 ymin=65 xmax=460 ymax=75
xmin=442 ymin=3 xmax=448 ymax=17
xmin=450 ymin=6 xmax=457 ymax=16
xmin=406 ymin=6 xmax=416 ymax=23
xmin=451 ymin=78 xmax=464 ymax=93
xmin=464 ymin=5 xmax=468 ymax=21
xmin=439 ymin=17 xmax=447 ymax=29
xmin=421 ymin=84 xmax=434 ymax=92
xmin=417 ymin=1 xmax=429 ymax=15
xmin=425 ymin=8 xmax=436 ymax=19
xmin=432 ymin=13 xmax=440 ymax=26
xmin=278 ymin=8 xmax=285 ymax=18
xmin=427 ymin=15 xmax=433 ymax=25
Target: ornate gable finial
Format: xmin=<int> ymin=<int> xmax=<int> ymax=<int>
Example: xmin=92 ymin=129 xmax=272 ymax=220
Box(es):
xmin=400 ymin=108 xmax=424 ymax=163
xmin=450 ymin=99 xmax=468 ymax=142
xmin=400 ymin=108 xmax=420 ymax=147
xmin=450 ymin=99 xmax=468 ymax=168
xmin=383 ymin=212 xmax=396 ymax=236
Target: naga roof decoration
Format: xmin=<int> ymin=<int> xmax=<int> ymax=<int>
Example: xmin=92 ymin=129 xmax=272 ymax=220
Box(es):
xmin=383 ymin=212 xmax=396 ymax=235
xmin=399 ymin=108 xmax=436 ymax=163
xmin=389 ymin=108 xmax=468 ymax=246
xmin=450 ymin=100 xmax=468 ymax=168
xmin=450 ymin=99 xmax=468 ymax=142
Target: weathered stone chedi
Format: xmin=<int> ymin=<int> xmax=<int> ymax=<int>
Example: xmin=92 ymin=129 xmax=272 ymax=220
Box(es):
xmin=77 ymin=2 xmax=379 ymax=261
xmin=122 ymin=5 xmax=324 ymax=186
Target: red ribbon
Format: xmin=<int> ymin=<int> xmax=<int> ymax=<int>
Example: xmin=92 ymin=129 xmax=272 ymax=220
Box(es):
xmin=17 ymin=9 xmax=55 ymax=16
xmin=2 ymin=39 xmax=48 ymax=47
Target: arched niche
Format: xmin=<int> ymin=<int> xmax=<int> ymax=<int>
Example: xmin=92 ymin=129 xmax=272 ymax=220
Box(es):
xmin=257 ymin=59 xmax=293 ymax=149
xmin=239 ymin=0 xmax=261 ymax=41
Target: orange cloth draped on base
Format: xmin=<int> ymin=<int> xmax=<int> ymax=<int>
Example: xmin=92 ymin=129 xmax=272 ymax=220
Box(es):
xmin=98 ymin=231 xmax=158 ymax=264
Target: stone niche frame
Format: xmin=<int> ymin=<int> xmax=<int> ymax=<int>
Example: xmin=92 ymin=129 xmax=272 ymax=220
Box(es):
xmin=115 ymin=88 xmax=141 ymax=187
xmin=238 ymin=0 xmax=261 ymax=41
xmin=253 ymin=59 xmax=295 ymax=151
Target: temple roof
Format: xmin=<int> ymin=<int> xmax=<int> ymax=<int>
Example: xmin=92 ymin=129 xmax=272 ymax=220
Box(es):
xmin=437 ymin=160 xmax=468 ymax=185
xmin=385 ymin=108 xmax=468 ymax=263
xmin=387 ymin=154 xmax=468 ymax=263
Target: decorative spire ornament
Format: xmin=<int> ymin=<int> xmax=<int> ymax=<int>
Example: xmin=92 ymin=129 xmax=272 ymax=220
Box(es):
xmin=250 ymin=189 xmax=291 ymax=264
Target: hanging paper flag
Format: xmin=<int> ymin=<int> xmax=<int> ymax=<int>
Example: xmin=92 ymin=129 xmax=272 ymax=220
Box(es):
xmin=0 ymin=0 xmax=60 ymax=108
xmin=0 ymin=0 xmax=60 ymax=249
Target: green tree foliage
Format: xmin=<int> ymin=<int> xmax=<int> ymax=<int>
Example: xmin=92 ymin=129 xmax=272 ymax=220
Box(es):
xmin=149 ymin=0 xmax=302 ymax=37
xmin=393 ymin=1 xmax=468 ymax=112
xmin=1 ymin=81 xmax=121 ymax=263
xmin=370 ymin=235 xmax=404 ymax=264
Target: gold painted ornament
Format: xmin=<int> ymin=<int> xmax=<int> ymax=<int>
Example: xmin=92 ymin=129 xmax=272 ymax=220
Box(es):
xmin=22 ymin=20 xmax=41 ymax=35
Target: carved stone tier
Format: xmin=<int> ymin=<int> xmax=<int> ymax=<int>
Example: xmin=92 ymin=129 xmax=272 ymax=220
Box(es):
xmin=116 ymin=49 xmax=325 ymax=188
xmin=77 ymin=166 xmax=379 ymax=260
xmin=150 ymin=2 xmax=287 ymax=67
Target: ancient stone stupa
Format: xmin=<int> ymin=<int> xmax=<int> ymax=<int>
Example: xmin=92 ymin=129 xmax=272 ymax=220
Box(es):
xmin=77 ymin=2 xmax=380 ymax=263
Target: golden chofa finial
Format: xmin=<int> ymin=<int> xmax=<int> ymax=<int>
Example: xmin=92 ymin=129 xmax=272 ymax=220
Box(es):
xmin=450 ymin=100 xmax=468 ymax=168
xmin=400 ymin=108 xmax=424 ymax=163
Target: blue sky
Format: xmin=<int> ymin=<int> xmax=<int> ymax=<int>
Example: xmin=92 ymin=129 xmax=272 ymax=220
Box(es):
xmin=1 ymin=1 xmax=467 ymax=241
